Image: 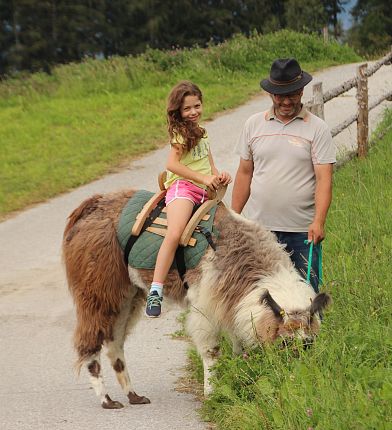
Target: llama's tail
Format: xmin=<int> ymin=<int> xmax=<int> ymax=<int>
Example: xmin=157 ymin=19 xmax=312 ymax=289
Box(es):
xmin=63 ymin=194 xmax=103 ymax=240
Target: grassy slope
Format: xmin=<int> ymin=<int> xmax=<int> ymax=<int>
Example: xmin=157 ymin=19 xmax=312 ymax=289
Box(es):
xmin=0 ymin=30 xmax=360 ymax=216
xmin=197 ymin=109 xmax=392 ymax=430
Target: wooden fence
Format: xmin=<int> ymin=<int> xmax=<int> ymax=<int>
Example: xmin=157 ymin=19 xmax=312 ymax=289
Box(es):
xmin=306 ymin=48 xmax=392 ymax=161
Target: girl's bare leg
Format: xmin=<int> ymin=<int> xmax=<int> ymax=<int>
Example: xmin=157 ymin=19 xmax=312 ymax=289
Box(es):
xmin=153 ymin=198 xmax=194 ymax=283
xmin=146 ymin=198 xmax=194 ymax=317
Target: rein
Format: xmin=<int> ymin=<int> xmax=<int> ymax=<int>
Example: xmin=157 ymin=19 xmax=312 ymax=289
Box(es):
xmin=304 ymin=240 xmax=323 ymax=285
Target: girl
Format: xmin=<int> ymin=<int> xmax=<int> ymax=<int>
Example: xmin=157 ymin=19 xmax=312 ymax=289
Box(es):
xmin=146 ymin=81 xmax=232 ymax=317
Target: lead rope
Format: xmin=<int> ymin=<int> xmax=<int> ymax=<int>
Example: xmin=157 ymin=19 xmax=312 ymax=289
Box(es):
xmin=304 ymin=240 xmax=323 ymax=285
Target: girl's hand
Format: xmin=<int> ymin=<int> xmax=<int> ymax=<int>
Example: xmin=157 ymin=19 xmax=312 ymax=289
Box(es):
xmin=218 ymin=171 xmax=232 ymax=185
xmin=203 ymin=174 xmax=221 ymax=191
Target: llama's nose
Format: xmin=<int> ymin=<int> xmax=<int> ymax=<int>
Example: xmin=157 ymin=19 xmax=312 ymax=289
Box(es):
xmin=279 ymin=338 xmax=293 ymax=349
xmin=302 ymin=337 xmax=314 ymax=350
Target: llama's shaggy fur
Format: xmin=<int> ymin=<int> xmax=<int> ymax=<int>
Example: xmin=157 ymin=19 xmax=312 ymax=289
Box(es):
xmin=63 ymin=189 xmax=330 ymax=407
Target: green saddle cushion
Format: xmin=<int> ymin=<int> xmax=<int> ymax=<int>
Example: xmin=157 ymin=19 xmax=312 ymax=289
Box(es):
xmin=117 ymin=190 xmax=217 ymax=270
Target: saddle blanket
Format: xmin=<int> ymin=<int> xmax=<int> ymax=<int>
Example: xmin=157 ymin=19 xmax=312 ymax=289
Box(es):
xmin=117 ymin=190 xmax=217 ymax=270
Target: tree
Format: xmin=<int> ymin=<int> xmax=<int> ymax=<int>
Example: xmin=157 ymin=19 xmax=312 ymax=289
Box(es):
xmin=0 ymin=0 xmax=16 ymax=75
xmin=285 ymin=0 xmax=327 ymax=34
xmin=323 ymin=0 xmax=349 ymax=38
xmin=0 ymin=0 xmax=108 ymax=75
xmin=348 ymin=0 xmax=392 ymax=54
xmin=2 ymin=0 xmax=339 ymax=76
xmin=1 ymin=0 xmax=53 ymax=73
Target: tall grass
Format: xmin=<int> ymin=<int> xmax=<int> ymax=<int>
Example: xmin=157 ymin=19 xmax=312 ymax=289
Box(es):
xmin=195 ymin=109 xmax=392 ymax=430
xmin=0 ymin=30 xmax=359 ymax=216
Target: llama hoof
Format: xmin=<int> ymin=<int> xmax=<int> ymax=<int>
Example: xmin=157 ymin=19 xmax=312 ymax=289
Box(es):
xmin=102 ymin=395 xmax=124 ymax=409
xmin=128 ymin=391 xmax=151 ymax=404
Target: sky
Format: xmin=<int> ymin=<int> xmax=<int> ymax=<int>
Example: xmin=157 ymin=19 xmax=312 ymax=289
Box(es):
xmin=339 ymin=0 xmax=357 ymax=30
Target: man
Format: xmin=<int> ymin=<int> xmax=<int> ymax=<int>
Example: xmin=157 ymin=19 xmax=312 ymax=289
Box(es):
xmin=231 ymin=58 xmax=336 ymax=293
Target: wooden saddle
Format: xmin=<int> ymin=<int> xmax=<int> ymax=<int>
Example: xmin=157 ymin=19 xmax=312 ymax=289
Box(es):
xmin=131 ymin=172 xmax=226 ymax=247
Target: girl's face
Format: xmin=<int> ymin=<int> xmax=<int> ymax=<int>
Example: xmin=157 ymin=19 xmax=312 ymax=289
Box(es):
xmin=180 ymin=95 xmax=202 ymax=123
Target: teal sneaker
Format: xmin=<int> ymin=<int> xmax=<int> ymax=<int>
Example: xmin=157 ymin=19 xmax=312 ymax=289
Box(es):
xmin=145 ymin=291 xmax=162 ymax=317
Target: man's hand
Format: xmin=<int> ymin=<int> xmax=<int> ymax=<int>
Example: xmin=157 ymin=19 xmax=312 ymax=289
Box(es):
xmin=308 ymin=221 xmax=325 ymax=244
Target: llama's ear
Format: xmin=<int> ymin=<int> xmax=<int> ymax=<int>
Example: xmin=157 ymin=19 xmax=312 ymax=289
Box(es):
xmin=310 ymin=293 xmax=332 ymax=315
xmin=261 ymin=290 xmax=285 ymax=319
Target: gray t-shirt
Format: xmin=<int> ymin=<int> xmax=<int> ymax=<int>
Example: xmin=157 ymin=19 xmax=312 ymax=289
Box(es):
xmin=235 ymin=107 xmax=336 ymax=232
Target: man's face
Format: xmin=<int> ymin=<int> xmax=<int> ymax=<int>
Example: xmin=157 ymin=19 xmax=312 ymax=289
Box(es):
xmin=271 ymin=89 xmax=303 ymax=121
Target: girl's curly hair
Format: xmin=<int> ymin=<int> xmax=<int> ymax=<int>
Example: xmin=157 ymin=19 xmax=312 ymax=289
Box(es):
xmin=167 ymin=81 xmax=206 ymax=152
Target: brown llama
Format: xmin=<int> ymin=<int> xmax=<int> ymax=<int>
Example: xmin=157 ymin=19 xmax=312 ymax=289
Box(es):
xmin=63 ymin=188 xmax=330 ymax=408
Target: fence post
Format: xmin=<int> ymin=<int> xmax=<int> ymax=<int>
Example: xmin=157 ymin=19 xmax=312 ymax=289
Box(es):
xmin=357 ymin=63 xmax=369 ymax=158
xmin=311 ymin=82 xmax=324 ymax=119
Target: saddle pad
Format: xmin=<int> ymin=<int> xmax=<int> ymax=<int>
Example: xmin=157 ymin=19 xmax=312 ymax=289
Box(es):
xmin=117 ymin=190 xmax=217 ymax=270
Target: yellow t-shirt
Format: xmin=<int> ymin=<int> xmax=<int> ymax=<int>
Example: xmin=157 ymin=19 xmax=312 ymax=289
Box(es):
xmin=164 ymin=131 xmax=211 ymax=190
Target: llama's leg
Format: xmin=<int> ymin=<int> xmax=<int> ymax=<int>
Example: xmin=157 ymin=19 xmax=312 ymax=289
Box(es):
xmin=187 ymin=307 xmax=220 ymax=397
xmin=105 ymin=288 xmax=150 ymax=405
xmin=86 ymin=353 xmax=124 ymax=409
xmin=105 ymin=339 xmax=150 ymax=405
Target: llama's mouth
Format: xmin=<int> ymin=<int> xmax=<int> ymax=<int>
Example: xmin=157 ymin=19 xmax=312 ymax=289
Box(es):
xmin=278 ymin=336 xmax=314 ymax=354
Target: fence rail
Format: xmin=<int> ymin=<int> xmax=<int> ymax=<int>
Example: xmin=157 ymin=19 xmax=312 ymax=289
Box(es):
xmin=330 ymin=90 xmax=392 ymax=138
xmin=306 ymin=48 xmax=392 ymax=159
xmin=322 ymin=50 xmax=392 ymax=104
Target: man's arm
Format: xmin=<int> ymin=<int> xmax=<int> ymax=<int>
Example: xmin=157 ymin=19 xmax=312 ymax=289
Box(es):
xmin=231 ymin=158 xmax=254 ymax=214
xmin=308 ymin=163 xmax=334 ymax=244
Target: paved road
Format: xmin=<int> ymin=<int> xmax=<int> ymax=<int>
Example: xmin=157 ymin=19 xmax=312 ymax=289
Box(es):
xmin=0 ymin=61 xmax=390 ymax=430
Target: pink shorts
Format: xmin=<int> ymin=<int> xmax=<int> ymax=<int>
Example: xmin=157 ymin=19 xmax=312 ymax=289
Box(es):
xmin=165 ymin=180 xmax=208 ymax=206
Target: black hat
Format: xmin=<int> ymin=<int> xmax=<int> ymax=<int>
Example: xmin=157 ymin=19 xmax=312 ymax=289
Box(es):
xmin=260 ymin=58 xmax=312 ymax=95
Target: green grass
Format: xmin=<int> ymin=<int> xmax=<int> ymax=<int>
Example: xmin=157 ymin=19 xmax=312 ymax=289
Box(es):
xmin=0 ymin=30 xmax=360 ymax=217
xmin=189 ymin=109 xmax=392 ymax=430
